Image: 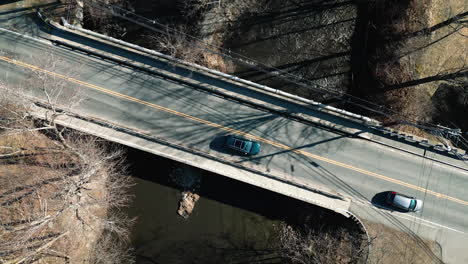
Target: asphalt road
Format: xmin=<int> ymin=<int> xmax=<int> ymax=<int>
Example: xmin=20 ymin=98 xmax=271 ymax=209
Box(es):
xmin=1 ymin=3 xmax=468 ymax=263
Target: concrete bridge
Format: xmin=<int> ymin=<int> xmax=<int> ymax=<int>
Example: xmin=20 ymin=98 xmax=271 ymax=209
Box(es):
xmin=0 ymin=5 xmax=467 ymax=263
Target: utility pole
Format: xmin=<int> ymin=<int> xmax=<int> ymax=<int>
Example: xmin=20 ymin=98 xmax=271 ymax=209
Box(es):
xmin=434 ymin=125 xmax=464 ymax=151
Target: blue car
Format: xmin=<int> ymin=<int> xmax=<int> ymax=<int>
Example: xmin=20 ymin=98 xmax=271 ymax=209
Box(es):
xmin=225 ymin=135 xmax=261 ymax=155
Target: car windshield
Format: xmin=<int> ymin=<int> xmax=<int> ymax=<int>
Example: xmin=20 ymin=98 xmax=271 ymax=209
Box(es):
xmin=409 ymin=200 xmax=417 ymax=210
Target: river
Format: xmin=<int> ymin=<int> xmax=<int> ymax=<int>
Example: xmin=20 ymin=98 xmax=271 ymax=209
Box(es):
xmin=124 ymin=146 xmax=359 ymax=264
xmin=125 ymin=147 xmax=286 ymax=264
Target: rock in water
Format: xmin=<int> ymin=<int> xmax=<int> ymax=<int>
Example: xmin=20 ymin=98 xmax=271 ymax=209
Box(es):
xmin=177 ymin=191 xmax=200 ymax=219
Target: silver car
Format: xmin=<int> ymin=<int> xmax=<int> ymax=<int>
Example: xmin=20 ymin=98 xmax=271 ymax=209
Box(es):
xmin=386 ymin=191 xmax=423 ymax=212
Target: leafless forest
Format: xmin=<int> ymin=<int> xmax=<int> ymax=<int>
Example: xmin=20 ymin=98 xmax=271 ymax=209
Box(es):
xmin=0 ymin=54 xmax=135 ymax=263
xmin=0 ymin=0 xmax=463 ymax=262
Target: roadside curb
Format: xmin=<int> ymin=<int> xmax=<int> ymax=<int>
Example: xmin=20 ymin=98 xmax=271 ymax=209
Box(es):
xmin=30 ymin=101 xmax=351 ymax=216
xmin=344 ymin=210 xmax=371 ymax=264
xmin=56 ymin=16 xmax=379 ymax=126
xmin=35 ymin=10 xmax=468 ymax=166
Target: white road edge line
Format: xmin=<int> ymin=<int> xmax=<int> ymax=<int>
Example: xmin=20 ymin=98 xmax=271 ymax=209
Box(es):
xmin=393 ymin=213 xmax=466 ymax=235
xmin=0 ymin=27 xmax=52 ymax=45
xmin=358 ymin=200 xmax=467 ymax=235
xmin=2 ymin=27 xmax=467 ymax=230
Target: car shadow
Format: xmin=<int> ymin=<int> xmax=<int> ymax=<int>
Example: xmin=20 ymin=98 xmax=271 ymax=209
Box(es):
xmin=371 ymin=191 xmax=408 ymax=213
xmin=209 ymin=134 xmax=233 ymax=155
xmin=1 ymin=0 xmax=23 ymax=6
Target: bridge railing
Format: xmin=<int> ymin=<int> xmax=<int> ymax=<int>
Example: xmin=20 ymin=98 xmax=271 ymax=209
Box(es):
xmin=35 ymin=9 xmax=468 ymax=162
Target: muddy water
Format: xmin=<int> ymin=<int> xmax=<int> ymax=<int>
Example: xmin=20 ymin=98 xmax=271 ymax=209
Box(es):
xmin=125 ymin=148 xmax=286 ymax=264
xmin=124 ymin=146 xmax=357 ymax=264
xmin=127 ymin=177 xmax=283 ymax=264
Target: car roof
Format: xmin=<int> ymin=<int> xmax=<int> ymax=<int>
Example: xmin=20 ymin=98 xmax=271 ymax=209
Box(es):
xmin=227 ymin=136 xmax=252 ymax=151
xmin=393 ymin=194 xmax=412 ymax=209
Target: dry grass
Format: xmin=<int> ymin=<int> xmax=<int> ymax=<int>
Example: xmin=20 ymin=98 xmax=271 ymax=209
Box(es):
xmin=373 ymin=0 xmax=467 ymax=135
xmin=202 ymin=52 xmax=235 ymax=73
xmin=196 ymin=0 xmax=356 ymax=100
xmin=0 ymin=126 xmax=133 ymax=263
xmin=365 ymin=221 xmax=441 ymax=264
xmin=404 ymin=0 xmax=467 ymax=95
xmin=278 ymin=222 xmax=364 ymax=264
xmin=0 ymin=132 xmax=84 ymax=263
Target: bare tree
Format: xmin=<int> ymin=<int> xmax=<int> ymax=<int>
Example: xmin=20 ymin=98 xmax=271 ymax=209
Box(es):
xmin=0 ymin=52 xmax=135 ymax=263
xmin=145 ymin=25 xmax=233 ymax=73
xmin=62 ymin=0 xmax=130 ymax=37
xmin=182 ymin=0 xmax=223 ymax=18
xmin=278 ymin=222 xmax=362 ymax=264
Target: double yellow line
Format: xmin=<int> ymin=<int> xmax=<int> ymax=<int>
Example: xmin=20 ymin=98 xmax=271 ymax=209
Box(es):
xmin=1 ymin=55 xmax=467 ymax=206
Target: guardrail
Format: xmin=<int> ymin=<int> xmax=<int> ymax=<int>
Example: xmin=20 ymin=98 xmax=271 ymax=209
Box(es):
xmin=55 ymin=16 xmax=378 ymax=125
xmin=336 ymin=209 xmax=371 ymax=264
xmin=32 ymin=101 xmax=347 ymax=202
xmin=36 ymin=9 xmax=468 ymax=162
xmin=373 ymin=126 xmax=467 ymax=160
xmin=347 ymin=211 xmax=371 ymax=264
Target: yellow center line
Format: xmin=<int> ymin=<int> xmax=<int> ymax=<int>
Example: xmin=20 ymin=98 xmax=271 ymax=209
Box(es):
xmin=2 ymin=55 xmax=467 ymax=206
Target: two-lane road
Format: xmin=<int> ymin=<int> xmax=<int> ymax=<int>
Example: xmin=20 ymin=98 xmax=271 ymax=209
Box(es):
xmin=0 ymin=14 xmax=467 ymax=262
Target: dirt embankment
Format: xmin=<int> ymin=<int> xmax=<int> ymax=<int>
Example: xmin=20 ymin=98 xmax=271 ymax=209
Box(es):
xmin=192 ymin=0 xmax=466 ymax=142
xmin=362 ymin=0 xmax=467 ymax=137
xmin=65 ymin=0 xmax=356 ymax=102
xmin=0 ymin=120 xmax=134 ymax=263
xmin=364 ymin=221 xmax=442 ymax=264
xmin=196 ymin=0 xmax=357 ymax=102
xmin=71 ymin=0 xmax=466 ymax=144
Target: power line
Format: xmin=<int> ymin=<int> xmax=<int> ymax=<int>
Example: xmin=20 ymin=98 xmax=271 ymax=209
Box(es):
xmin=82 ymin=0 xmax=463 ymax=136
xmin=83 ymin=0 xmax=344 ymax=96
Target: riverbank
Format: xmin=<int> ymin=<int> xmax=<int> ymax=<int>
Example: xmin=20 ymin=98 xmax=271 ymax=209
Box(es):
xmin=363 ymin=0 xmax=467 ymax=138
xmin=0 ymin=119 xmax=134 ymax=263
xmin=124 ymin=147 xmax=364 ymax=264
